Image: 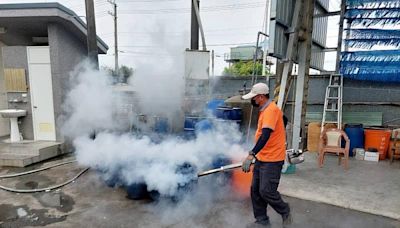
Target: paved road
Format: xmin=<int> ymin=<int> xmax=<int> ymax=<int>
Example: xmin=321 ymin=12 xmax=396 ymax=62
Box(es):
xmin=0 ymin=165 xmax=399 ymax=228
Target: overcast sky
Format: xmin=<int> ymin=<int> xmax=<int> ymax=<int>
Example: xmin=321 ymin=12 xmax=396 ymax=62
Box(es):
xmin=0 ymin=0 xmax=342 ymax=74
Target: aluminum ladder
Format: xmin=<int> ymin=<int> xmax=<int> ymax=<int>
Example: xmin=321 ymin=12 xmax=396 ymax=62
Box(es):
xmin=321 ymin=74 xmax=343 ymax=132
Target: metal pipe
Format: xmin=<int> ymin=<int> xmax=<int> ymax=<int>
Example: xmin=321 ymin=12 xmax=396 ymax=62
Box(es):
xmin=198 ymin=159 xmax=256 ymax=177
xmin=0 ymin=160 xmax=77 ymax=179
xmin=247 ymin=31 xmax=269 ymax=143
xmin=251 ymin=31 xmax=269 ymax=85
xmin=0 ymin=168 xmax=89 ymax=193
xmin=198 ymin=162 xmax=242 ymax=177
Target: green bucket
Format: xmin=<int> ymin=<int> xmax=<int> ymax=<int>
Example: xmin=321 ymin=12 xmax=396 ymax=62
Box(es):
xmin=282 ymin=164 xmax=296 ymax=174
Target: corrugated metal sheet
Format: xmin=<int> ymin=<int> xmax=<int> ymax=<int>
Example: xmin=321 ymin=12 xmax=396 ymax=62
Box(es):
xmin=273 ymin=0 xmax=293 ymax=26
xmin=269 ymin=0 xmax=328 ymax=70
xmin=306 ymin=111 xmax=383 ymax=126
xmin=313 ymin=4 xmax=328 ymax=47
xmin=310 ymin=45 xmax=325 ymax=71
xmin=268 ymin=22 xmax=287 ymax=59
xmin=316 ymin=0 xmax=329 ymax=12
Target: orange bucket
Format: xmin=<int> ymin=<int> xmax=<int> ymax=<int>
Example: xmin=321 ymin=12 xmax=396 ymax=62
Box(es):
xmin=364 ymin=129 xmax=391 ymax=160
xmin=232 ymin=165 xmax=253 ymax=198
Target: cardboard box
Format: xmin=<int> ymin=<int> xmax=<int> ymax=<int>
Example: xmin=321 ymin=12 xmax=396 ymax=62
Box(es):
xmin=364 ymin=151 xmax=379 ymax=162
xmin=354 ymin=148 xmax=365 ymax=160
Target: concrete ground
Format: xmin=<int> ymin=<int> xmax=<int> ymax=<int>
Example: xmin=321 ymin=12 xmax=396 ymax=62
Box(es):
xmin=279 ymin=152 xmax=400 ymax=220
xmin=0 ymin=141 xmax=63 ymax=167
xmin=0 ymin=154 xmax=399 ymax=228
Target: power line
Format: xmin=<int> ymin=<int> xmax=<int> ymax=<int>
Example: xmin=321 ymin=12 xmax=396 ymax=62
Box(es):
xmin=112 ymin=42 xmax=257 ymax=48
xmin=117 ymin=0 xmax=183 ymax=2
xmin=118 ymin=2 xmax=265 ymax=15
xmin=98 ymin=26 xmax=261 ymax=36
xmin=205 ymin=42 xmax=256 ymax=47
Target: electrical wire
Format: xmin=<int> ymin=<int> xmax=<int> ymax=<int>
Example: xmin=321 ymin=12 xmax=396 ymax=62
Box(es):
xmin=118 ymin=0 xmax=182 ymax=2
xmin=118 ymin=2 xmax=265 ymax=14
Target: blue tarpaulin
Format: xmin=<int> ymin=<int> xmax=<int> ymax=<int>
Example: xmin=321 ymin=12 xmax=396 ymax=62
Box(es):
xmin=340 ymin=51 xmax=400 ymax=82
xmin=346 ymin=0 xmax=400 ymax=8
xmin=340 ymin=1 xmax=400 ymax=82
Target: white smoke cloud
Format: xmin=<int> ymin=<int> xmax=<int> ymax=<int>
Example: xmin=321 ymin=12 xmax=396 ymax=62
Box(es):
xmin=128 ymin=23 xmax=187 ymax=124
xmin=73 ymin=121 xmax=244 ymax=196
xmin=61 ymin=21 xmax=251 ymax=227
xmin=61 ymin=62 xmax=116 ymax=138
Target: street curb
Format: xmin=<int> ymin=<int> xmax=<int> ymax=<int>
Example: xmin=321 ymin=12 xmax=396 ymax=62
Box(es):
xmin=280 ymin=190 xmax=400 ymax=220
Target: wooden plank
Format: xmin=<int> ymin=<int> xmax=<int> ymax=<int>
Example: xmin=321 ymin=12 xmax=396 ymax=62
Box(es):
xmin=4 ymin=68 xmax=27 ymax=92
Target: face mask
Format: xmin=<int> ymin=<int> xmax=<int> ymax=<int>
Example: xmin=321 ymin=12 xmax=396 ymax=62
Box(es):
xmin=251 ymin=98 xmax=259 ymax=107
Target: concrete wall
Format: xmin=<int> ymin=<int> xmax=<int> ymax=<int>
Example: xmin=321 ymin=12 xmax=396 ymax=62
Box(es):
xmin=48 ymin=23 xmax=87 ymax=141
xmin=0 ymin=41 xmax=9 ymax=137
xmin=2 ymin=46 xmax=34 ymax=140
xmin=0 ymin=24 xmax=89 ymax=141
xmin=210 ymin=75 xmax=400 ymax=127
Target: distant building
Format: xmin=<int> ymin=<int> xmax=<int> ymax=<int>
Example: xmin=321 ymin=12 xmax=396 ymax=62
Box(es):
xmin=224 ymin=41 xmax=273 ymax=66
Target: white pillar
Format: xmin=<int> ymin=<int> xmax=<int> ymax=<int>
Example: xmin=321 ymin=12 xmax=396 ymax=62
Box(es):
xmin=10 ymin=117 xmax=21 ymax=142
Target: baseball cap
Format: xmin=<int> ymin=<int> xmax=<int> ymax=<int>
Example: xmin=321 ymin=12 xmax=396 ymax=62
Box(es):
xmin=242 ymin=83 xmax=269 ymax=100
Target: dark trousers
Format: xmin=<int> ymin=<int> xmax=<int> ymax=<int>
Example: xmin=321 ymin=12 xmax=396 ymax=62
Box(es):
xmin=251 ymin=160 xmax=290 ymax=222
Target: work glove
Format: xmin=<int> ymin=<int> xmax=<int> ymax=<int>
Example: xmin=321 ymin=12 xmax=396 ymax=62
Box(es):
xmin=242 ymin=154 xmax=254 ymax=173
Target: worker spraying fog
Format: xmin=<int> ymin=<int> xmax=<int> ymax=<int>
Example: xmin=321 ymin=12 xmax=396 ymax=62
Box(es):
xmin=241 ymin=83 xmax=292 ymax=228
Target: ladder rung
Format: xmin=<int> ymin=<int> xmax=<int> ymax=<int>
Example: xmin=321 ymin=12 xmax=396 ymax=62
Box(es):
xmin=328 ymin=85 xmax=340 ymax=88
xmin=325 ymin=109 xmax=338 ymax=112
xmin=327 ymin=97 xmax=339 ymax=99
xmin=323 ymin=121 xmax=339 ymax=124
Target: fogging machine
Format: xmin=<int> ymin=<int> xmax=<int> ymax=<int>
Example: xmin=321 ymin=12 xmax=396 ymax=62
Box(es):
xmin=197 ymin=149 xmax=304 ymax=177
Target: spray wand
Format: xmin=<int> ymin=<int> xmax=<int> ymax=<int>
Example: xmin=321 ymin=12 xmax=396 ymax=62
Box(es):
xmin=197 ymin=149 xmax=304 ymax=177
xmin=197 ymin=159 xmax=255 ymax=177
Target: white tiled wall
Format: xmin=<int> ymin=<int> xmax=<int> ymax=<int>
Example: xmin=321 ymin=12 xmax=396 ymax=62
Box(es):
xmin=0 ymin=42 xmax=10 ymax=137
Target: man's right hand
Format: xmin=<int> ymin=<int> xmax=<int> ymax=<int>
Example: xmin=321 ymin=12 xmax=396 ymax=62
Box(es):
xmin=242 ymin=155 xmax=254 ymax=173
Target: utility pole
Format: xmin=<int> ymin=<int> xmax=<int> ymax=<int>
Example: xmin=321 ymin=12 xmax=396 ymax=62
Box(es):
xmin=85 ymin=0 xmax=99 ymax=69
xmin=108 ymin=0 xmax=119 ymax=78
xmin=292 ymin=0 xmax=314 ymax=151
xmin=191 ymin=0 xmax=199 ymax=50
xmin=211 ymin=50 xmax=215 ymax=76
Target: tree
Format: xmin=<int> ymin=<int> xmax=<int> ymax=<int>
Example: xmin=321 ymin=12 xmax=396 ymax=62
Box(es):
xmin=223 ymin=61 xmax=269 ymax=76
xmin=102 ymin=65 xmax=134 ymax=83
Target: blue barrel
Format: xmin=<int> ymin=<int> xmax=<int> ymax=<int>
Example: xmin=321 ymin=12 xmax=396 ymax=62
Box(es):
xmin=230 ymin=107 xmax=243 ymax=121
xmin=104 ymin=174 xmax=121 ymax=188
xmin=211 ymin=155 xmax=231 ymax=168
xmin=183 ymin=129 xmax=196 ymax=140
xmin=195 ymin=119 xmax=213 ymax=133
xmin=97 ymin=167 xmax=122 ymax=188
xmin=216 ymin=107 xmax=233 ymax=120
xmin=206 ymin=99 xmax=225 ymax=116
xmin=154 ymin=117 xmax=169 ymax=133
xmin=344 ymin=124 xmax=364 ymax=157
xmin=148 ymin=190 xmax=160 ymax=201
xmin=184 ymin=116 xmax=202 ymax=130
xmin=210 ymin=155 xmax=232 ymax=184
xmin=149 ymin=162 xmax=197 ymax=202
xmin=125 ymin=182 xmax=148 ymax=200
xmin=174 ymin=162 xmax=197 ymax=202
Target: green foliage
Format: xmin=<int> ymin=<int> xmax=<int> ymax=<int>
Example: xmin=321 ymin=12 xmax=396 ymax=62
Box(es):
xmin=223 ymin=61 xmax=269 ymax=76
xmin=102 ymin=65 xmax=134 ymax=83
